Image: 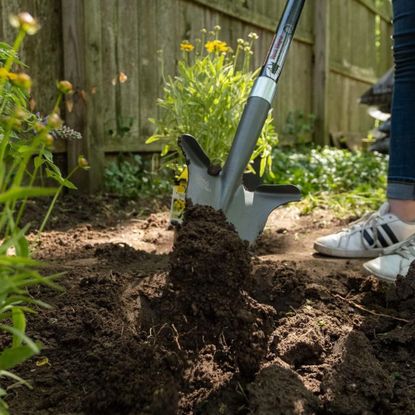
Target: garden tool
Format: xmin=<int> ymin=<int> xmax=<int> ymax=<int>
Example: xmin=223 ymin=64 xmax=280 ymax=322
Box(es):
xmin=179 ymin=0 xmax=304 ymax=244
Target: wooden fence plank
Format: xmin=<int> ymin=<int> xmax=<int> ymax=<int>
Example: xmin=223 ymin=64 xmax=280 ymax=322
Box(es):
xmin=62 ymin=0 xmax=87 ymax=188
xmin=82 ymin=0 xmax=106 ymax=192
xmin=313 ymin=0 xmax=330 ymax=145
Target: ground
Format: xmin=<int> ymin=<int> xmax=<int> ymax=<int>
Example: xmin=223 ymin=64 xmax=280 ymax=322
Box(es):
xmin=6 ymin=195 xmax=415 ymax=415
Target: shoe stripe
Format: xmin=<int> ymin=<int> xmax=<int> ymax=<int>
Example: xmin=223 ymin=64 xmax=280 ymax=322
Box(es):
xmin=363 ymin=230 xmax=374 ymax=246
xmin=381 ymin=224 xmax=399 ymax=245
xmin=376 ymin=229 xmax=389 ymax=248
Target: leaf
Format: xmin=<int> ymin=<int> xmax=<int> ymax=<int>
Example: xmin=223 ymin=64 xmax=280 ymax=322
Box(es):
xmin=11 ymin=308 xmax=26 ymax=347
xmin=0 ymin=344 xmax=37 ymax=371
xmin=33 ymin=156 xmax=44 ymax=169
xmin=145 ymin=135 xmax=161 ymax=144
xmin=0 ymin=187 xmax=57 ymax=203
xmin=0 ymin=325 xmax=39 ymax=354
xmin=259 ymin=156 xmax=266 ymax=177
xmin=13 ymin=232 xmax=29 ymax=257
xmin=61 ymin=178 xmax=77 ymax=190
xmin=161 ymin=144 xmax=170 ymax=157
xmin=0 ymin=370 xmax=33 ymax=389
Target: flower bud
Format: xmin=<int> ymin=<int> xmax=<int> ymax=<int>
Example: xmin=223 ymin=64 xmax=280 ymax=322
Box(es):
xmin=11 ymin=73 xmax=32 ymax=90
xmin=9 ymin=12 xmax=40 ymax=35
xmin=78 ymin=155 xmax=90 ymax=170
xmin=33 ymin=121 xmax=47 ymax=134
xmin=47 ymin=113 xmax=63 ymax=129
xmin=44 ymin=133 xmax=54 ymax=147
xmin=57 ymin=80 xmax=73 ymax=94
xmin=13 ymin=108 xmax=26 ymax=121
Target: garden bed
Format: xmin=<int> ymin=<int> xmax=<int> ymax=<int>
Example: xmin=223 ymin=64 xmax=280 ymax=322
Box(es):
xmin=8 ymin=196 xmax=415 ymax=415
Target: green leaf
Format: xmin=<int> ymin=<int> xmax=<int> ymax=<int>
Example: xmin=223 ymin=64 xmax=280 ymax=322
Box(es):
xmin=0 ymin=344 xmax=37 ymax=371
xmin=0 ymin=325 xmax=39 ymax=354
xmin=0 ymin=370 xmax=33 ymax=389
xmin=259 ymin=156 xmax=266 ymax=177
xmin=161 ymin=144 xmax=170 ymax=157
xmin=11 ymin=308 xmax=26 ymax=347
xmin=61 ymin=178 xmax=77 ymax=190
xmin=145 ymin=135 xmax=161 ymax=144
xmin=0 ymin=187 xmax=57 ymax=203
xmin=33 ymin=156 xmax=44 ymax=169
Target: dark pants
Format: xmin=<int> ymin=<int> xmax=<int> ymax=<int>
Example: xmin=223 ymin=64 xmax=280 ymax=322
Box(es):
xmin=387 ymin=0 xmax=415 ymax=200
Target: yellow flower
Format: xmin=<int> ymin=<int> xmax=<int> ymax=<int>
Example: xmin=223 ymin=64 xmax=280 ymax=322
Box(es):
xmin=205 ymin=40 xmax=229 ymax=54
xmin=180 ymin=40 xmax=194 ymax=52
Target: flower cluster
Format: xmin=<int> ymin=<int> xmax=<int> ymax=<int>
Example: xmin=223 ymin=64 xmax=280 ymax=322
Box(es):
xmin=180 ymin=40 xmax=194 ymax=52
xmin=205 ymin=40 xmax=230 ymax=54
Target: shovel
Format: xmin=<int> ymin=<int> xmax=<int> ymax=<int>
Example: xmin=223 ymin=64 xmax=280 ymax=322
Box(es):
xmin=179 ymin=0 xmax=305 ymax=244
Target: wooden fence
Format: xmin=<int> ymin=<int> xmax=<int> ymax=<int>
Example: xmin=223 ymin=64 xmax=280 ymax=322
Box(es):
xmin=0 ymin=0 xmax=392 ymax=192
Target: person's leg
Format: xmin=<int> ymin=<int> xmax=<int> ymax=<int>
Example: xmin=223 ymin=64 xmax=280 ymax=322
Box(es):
xmin=364 ymin=0 xmax=415 ymax=281
xmin=387 ymin=0 xmax=415 ymax=220
xmin=314 ymin=0 xmax=415 ymax=259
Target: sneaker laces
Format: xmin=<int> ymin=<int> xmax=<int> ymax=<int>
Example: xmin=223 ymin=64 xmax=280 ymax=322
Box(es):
xmin=383 ymin=234 xmax=415 ymax=259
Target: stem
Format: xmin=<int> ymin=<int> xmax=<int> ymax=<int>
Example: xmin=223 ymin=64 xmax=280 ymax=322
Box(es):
xmin=0 ymin=126 xmax=12 ymax=189
xmin=52 ymin=93 xmax=62 ymax=114
xmin=15 ymin=144 xmax=46 ymax=227
xmin=37 ymin=166 xmax=79 ymax=237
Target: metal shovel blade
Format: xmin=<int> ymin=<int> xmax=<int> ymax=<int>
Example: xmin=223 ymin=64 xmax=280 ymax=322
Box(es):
xmin=177 ymin=0 xmax=305 ymax=244
xmin=179 ymin=134 xmax=301 ymax=244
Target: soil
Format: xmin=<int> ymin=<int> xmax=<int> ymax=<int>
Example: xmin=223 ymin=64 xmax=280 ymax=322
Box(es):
xmin=5 ymin=195 xmax=415 ymax=415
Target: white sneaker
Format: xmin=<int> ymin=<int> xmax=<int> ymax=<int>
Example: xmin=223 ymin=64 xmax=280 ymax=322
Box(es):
xmin=364 ymin=235 xmax=415 ymax=282
xmin=314 ymin=203 xmax=415 ymax=258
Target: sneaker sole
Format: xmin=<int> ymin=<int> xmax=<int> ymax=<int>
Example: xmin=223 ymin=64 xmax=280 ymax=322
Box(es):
xmin=313 ymin=242 xmax=383 ymax=259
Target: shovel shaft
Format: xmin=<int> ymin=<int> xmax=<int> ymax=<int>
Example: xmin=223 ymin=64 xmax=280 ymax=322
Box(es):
xmin=220 ymin=0 xmax=305 ymax=211
xmin=220 ymin=96 xmax=270 ymax=210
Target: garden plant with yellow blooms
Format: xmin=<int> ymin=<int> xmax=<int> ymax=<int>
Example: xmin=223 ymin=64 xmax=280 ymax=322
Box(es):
xmin=147 ymin=26 xmax=278 ymax=177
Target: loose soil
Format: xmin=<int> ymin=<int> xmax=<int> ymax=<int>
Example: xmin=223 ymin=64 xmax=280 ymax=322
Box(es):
xmin=5 ymin=196 xmax=415 ymax=414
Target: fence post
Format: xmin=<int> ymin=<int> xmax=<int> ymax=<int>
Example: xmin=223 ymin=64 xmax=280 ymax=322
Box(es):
xmin=313 ymin=0 xmax=330 ymax=146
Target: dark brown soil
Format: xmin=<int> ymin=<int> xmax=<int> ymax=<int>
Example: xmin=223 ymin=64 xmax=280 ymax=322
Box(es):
xmin=5 ymin=197 xmax=415 ymax=415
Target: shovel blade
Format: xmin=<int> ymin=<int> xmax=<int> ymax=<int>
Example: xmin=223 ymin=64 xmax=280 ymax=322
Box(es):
xmin=179 ymin=134 xmax=301 ymax=244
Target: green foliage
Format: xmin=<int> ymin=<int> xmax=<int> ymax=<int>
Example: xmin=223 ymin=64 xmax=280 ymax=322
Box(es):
xmin=0 ymin=13 xmax=86 ymax=414
xmin=267 ymin=145 xmax=388 ymax=217
xmin=146 ymin=28 xmax=278 ymax=175
xmin=104 ymin=154 xmax=171 ymax=199
xmin=281 ymin=111 xmax=316 ymax=145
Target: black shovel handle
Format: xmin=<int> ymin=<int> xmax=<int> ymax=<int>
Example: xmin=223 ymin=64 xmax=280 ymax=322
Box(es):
xmin=260 ymin=0 xmax=306 ymax=83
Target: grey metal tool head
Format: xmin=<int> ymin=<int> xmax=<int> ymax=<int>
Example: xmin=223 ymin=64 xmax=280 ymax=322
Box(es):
xmin=179 ymin=0 xmax=305 ymax=244
xmin=179 ymin=134 xmax=301 ymax=244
